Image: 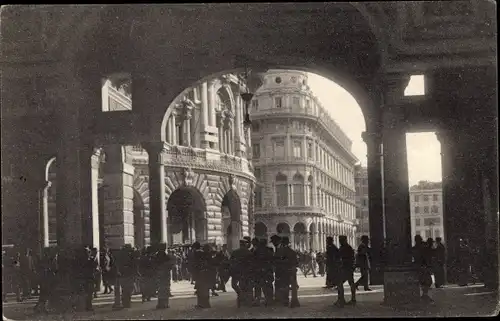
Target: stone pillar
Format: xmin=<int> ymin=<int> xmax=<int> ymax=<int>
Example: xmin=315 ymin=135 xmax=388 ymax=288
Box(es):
xmin=40 ymin=181 xmax=52 ymax=249
xmin=102 ymin=146 xmax=135 ymax=248
xmin=208 ymin=80 xmax=217 ymax=127
xmin=362 ymin=130 xmax=385 ymax=285
xmin=200 ymin=82 xmax=209 ymax=148
xmin=143 ymin=142 xmax=168 ymax=245
xmin=185 ymin=115 xmax=192 ymax=147
xmin=381 ymin=121 xmax=419 ymax=305
xmin=56 ymin=145 xmax=96 ymax=248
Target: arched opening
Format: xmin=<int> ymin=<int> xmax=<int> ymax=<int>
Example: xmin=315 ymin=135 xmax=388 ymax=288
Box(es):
xmin=133 ymin=190 xmax=146 ymax=249
xmin=293 ymin=222 xmax=307 ymax=251
xmin=254 ymin=222 xmax=268 ymax=241
xmin=309 ymin=223 xmax=316 ymax=251
xmin=276 ymin=222 xmax=291 ymax=238
xmin=293 ymin=172 xmax=305 ymax=206
xmin=222 ymin=189 xmax=242 ymax=251
xmin=167 ymin=187 xmax=207 ymax=245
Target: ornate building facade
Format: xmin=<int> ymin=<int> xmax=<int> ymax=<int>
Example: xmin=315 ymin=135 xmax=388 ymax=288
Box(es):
xmin=46 ymin=74 xmax=256 ymax=251
xmin=251 ymin=70 xmax=358 ymax=252
xmin=355 ymin=165 xmax=369 ymax=245
xmin=410 ymin=181 xmax=444 ymax=242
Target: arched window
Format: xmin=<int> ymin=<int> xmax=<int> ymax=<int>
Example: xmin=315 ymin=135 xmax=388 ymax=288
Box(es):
xmin=276 ymin=173 xmax=288 ymax=207
xmin=293 ymin=173 xmax=305 ymax=206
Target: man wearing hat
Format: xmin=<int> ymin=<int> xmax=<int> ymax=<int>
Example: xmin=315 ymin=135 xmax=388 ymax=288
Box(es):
xmin=274 ymin=236 xmax=300 ymax=308
xmin=230 ymin=239 xmax=253 ymax=307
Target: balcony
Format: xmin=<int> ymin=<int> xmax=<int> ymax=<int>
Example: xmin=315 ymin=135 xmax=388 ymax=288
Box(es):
xmin=254 ymin=205 xmax=325 ymax=216
xmin=131 ymin=145 xmax=254 ymax=176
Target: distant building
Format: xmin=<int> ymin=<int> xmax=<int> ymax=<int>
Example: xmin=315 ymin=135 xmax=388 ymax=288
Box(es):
xmin=410 ymin=181 xmax=444 ymax=243
xmin=355 ymin=165 xmax=369 ymax=246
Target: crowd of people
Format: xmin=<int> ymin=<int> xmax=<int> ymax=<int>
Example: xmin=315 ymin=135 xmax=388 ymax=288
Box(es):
xmin=1 ymin=233 xmax=491 ymax=314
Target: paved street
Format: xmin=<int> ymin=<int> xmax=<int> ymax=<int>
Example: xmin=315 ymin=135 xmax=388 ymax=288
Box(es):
xmin=3 ymin=274 xmax=499 ymax=320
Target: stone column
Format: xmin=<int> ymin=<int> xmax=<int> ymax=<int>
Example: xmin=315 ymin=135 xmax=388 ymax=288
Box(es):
xmin=185 ymin=114 xmax=192 ymax=147
xmin=381 ymin=120 xmax=419 ymax=305
xmin=102 ymin=146 xmax=135 ymax=248
xmin=362 ymin=130 xmax=385 ymax=285
xmin=171 ymin=111 xmax=178 ymax=145
xmin=143 ymin=142 xmax=168 ymax=245
xmin=208 ymin=80 xmax=217 ymax=127
xmin=40 ymin=181 xmax=52 ymax=249
xmin=56 ymin=145 xmax=96 ymax=248
xmin=200 ymin=82 xmax=209 ymax=148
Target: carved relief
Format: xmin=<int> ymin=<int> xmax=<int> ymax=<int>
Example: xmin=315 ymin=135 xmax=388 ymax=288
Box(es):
xmin=182 ymin=167 xmax=195 ymax=186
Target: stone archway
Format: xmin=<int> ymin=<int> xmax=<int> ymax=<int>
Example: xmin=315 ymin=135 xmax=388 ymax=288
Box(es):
xmin=309 ymin=222 xmax=316 ymax=251
xmin=167 ymin=187 xmax=207 ymax=245
xmin=276 ymin=222 xmax=291 ymax=238
xmin=293 ymin=222 xmax=307 ymax=251
xmin=222 ymin=189 xmax=242 ymax=251
xmin=255 ymin=222 xmax=268 ymax=241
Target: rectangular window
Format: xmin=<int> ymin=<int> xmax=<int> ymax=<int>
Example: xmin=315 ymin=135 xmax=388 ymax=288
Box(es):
xmin=424 ymin=206 xmax=429 ymax=213
xmin=415 ymin=206 xmax=420 ymax=214
xmin=255 ymin=187 xmax=262 ymax=207
xmin=252 ymin=99 xmax=259 ymax=110
xmin=423 ymin=195 xmax=429 ymax=202
xmin=424 ymin=217 xmax=441 ymax=226
xmin=273 ymin=139 xmax=285 ymax=158
xmin=292 ymin=97 xmax=300 ymax=107
xmin=307 ymin=141 xmax=313 ymax=159
xmin=425 ymin=230 xmax=431 ymax=239
xmin=275 ymin=97 xmax=282 ymax=108
xmin=433 ymin=194 xmax=438 ymax=201
xmin=431 ymin=205 xmax=439 ymax=213
xmin=416 ymin=219 xmax=421 ymax=226
xmin=252 ymin=143 xmax=260 ymax=158
xmin=435 ymin=229 xmax=441 ymax=238
xmin=305 ymin=99 xmax=310 ymax=109
xmin=414 ymin=195 xmax=419 ymax=202
xmin=293 ymin=140 xmax=302 ymax=158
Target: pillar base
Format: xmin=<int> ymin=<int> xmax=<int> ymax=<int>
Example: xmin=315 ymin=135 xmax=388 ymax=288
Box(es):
xmin=383 ymin=265 xmax=420 ymax=306
xmin=370 ymin=265 xmax=385 ymax=286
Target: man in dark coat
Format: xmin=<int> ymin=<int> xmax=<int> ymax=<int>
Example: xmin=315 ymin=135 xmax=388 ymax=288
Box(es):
xmin=335 ymin=235 xmax=357 ymax=307
xmin=230 ymin=239 xmax=253 ymax=307
xmin=325 ymin=237 xmax=340 ymax=289
xmin=354 ymin=235 xmax=372 ymax=291
xmin=155 ymin=243 xmax=174 ymax=309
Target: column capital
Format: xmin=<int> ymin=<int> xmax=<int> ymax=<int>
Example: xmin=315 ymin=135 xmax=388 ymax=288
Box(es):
xmin=361 ymin=131 xmax=382 ymax=146
xmin=142 ymin=141 xmax=168 ymax=163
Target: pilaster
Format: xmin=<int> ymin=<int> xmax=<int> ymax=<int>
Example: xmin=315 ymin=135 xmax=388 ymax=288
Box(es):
xmin=143 ymin=142 xmax=168 ymax=245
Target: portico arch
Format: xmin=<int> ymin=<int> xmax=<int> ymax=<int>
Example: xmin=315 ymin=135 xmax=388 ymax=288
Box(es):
xmin=276 ymin=222 xmax=291 ymax=238
xmin=221 ymin=189 xmax=242 ymax=250
xmin=167 ymin=186 xmax=207 ymax=245
xmin=293 ymin=222 xmax=307 ymax=251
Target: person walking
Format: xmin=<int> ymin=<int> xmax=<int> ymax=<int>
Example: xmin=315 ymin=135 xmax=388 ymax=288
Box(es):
xmin=354 ymin=235 xmax=372 ymax=291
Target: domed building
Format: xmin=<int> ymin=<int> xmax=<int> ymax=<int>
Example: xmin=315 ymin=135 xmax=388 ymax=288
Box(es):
xmin=251 ymin=70 xmax=358 ymax=251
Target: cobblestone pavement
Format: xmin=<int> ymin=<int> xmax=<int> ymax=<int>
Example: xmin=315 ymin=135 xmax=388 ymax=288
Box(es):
xmin=3 ymin=274 xmax=499 ymax=320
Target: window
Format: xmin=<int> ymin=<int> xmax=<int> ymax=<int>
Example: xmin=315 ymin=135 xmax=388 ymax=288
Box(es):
xmin=252 ymin=100 xmax=259 ymax=110
xmin=362 ymin=199 xmax=367 ymax=207
xmin=293 ymin=173 xmax=305 ymax=206
xmin=255 ymin=186 xmax=262 ymax=207
xmin=416 ymin=219 xmax=421 ymax=226
xmin=252 ymin=144 xmax=260 ymax=158
xmin=431 ymin=205 xmax=439 ymax=213
xmin=307 ymin=141 xmax=313 ymax=159
xmin=251 ymin=122 xmax=260 ymax=132
xmin=273 ymin=139 xmax=285 ymax=158
xmin=275 ymin=97 xmax=282 ymax=108
xmin=415 ymin=230 xmax=421 ymax=236
xmin=424 ymin=218 xmax=440 ymax=226
xmin=423 ymin=195 xmax=429 ymax=202
xmin=433 ymin=194 xmax=438 ymax=201
xmin=424 ymin=206 xmax=429 ymax=214
xmin=292 ymin=97 xmax=300 ymax=107
xmin=293 ymin=140 xmax=302 ymax=158
xmin=414 ymin=195 xmax=419 ymax=202
xmin=305 ymin=99 xmax=310 ymax=109
xmin=415 ymin=206 xmax=420 ymax=214
xmin=435 ymin=229 xmax=441 ymax=238
xmin=425 ymin=230 xmax=431 ymax=239
xmin=276 ymin=173 xmax=288 ymax=206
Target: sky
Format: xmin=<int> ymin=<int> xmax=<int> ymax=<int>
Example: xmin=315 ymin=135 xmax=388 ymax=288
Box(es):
xmin=306 ymin=73 xmax=442 ymax=186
